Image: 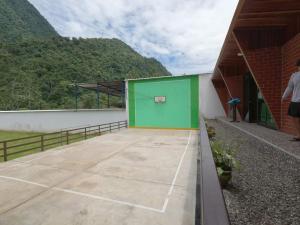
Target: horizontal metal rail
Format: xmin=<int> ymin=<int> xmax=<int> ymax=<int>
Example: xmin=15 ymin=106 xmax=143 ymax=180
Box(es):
xmin=43 ymin=141 xmax=65 ymax=148
xmin=43 ymin=135 xmax=65 ymax=142
xmin=4 ymin=134 xmax=43 ymax=142
xmin=7 ymin=140 xmax=42 ymax=149
xmin=0 ymin=120 xmax=128 ymax=161
xmin=68 ymin=135 xmax=85 ymax=142
xmin=196 ymin=117 xmax=231 ymax=225
xmin=7 ymin=145 xmax=42 ymax=156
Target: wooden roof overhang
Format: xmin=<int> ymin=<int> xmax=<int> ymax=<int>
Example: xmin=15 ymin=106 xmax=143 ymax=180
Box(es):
xmin=212 ymin=0 xmax=300 ymax=80
xmin=74 ymin=81 xmax=125 ymax=97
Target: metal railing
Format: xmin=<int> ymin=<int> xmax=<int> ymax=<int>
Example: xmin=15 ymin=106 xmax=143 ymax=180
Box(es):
xmin=0 ymin=121 xmax=128 ymax=162
xmin=195 ymin=117 xmax=231 ymax=225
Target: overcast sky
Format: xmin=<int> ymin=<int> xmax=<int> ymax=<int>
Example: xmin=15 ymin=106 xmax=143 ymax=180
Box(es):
xmin=29 ymin=0 xmax=238 ymax=75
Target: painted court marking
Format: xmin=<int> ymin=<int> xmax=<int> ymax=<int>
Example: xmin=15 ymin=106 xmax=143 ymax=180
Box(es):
xmin=161 ymin=131 xmax=192 ymax=213
xmin=220 ymin=119 xmax=300 ymax=160
xmin=0 ymin=131 xmax=193 ymax=214
xmin=0 ymin=175 xmax=48 ymax=188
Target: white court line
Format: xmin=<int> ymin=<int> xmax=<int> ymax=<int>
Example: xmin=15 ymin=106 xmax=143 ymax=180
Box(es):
xmin=220 ymin=119 xmax=300 ymax=160
xmin=0 ymin=175 xmax=48 ymax=188
xmin=53 ymin=187 xmax=163 ymax=213
xmin=0 ymin=175 xmax=163 ymax=213
xmin=0 ymin=131 xmax=194 ymax=214
xmin=161 ymin=131 xmax=192 ymax=213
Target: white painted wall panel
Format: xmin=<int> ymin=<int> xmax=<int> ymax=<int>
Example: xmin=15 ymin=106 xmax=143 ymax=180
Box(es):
xmin=199 ymin=74 xmax=225 ymax=119
xmin=0 ymin=109 xmax=126 ymax=132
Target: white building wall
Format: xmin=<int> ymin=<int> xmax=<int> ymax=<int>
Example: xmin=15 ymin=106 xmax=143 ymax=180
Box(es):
xmin=199 ymin=74 xmax=225 ymax=119
xmin=0 ymin=109 xmax=126 ymax=132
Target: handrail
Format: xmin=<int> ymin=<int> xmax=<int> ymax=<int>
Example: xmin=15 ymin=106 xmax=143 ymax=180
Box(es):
xmin=196 ymin=117 xmax=231 ymax=225
xmin=0 ymin=120 xmax=128 ymax=162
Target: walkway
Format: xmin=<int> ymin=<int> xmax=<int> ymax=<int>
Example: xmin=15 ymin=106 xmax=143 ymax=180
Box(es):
xmin=0 ymin=129 xmax=198 ymax=225
xmin=218 ymin=117 xmax=300 ymax=159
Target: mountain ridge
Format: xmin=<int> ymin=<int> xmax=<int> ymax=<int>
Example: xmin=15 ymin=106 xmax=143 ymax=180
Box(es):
xmin=0 ymin=0 xmax=171 ymax=110
xmin=0 ymin=0 xmax=59 ymax=41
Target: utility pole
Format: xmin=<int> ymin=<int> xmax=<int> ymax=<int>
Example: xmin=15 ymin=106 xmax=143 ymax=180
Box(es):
xmin=107 ymin=87 xmax=110 ymax=108
xmin=97 ymin=83 xmax=100 ymax=109
xmin=75 ymin=83 xmax=79 ymax=111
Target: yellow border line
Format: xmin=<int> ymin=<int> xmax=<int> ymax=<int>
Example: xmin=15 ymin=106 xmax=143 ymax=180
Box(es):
xmin=129 ymin=126 xmax=199 ymax=131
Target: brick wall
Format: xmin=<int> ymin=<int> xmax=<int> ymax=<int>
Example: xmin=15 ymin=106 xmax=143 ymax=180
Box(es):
xmin=281 ymin=33 xmax=300 ymax=135
xmin=243 ymin=47 xmax=282 ymax=128
xmin=214 ymin=31 xmax=300 ymax=135
xmin=222 ymin=75 xmax=244 ymax=118
xmin=234 ymin=29 xmax=283 ymax=128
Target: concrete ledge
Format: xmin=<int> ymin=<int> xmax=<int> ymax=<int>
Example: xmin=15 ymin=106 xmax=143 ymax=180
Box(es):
xmin=196 ymin=117 xmax=230 ymax=225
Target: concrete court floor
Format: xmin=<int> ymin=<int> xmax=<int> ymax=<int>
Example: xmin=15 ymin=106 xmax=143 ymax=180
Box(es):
xmin=0 ymin=128 xmax=199 ymax=225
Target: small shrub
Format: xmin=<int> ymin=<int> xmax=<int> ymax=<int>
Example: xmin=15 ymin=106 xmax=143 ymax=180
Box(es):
xmin=207 ymin=126 xmax=216 ymax=140
xmin=211 ymin=140 xmax=239 ymax=188
xmin=211 ymin=141 xmax=238 ymax=171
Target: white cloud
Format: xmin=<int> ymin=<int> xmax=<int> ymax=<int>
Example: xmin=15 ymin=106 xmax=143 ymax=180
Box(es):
xmin=29 ymin=0 xmax=238 ymax=75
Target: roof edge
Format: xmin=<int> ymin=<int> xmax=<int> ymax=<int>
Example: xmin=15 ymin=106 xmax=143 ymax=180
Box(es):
xmin=212 ymin=0 xmax=246 ymax=78
xmin=125 ymin=73 xmax=211 ymax=81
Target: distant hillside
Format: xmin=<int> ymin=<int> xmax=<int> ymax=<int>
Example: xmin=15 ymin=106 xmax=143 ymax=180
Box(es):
xmin=0 ymin=0 xmax=171 ymax=110
xmin=0 ymin=37 xmax=171 ymax=110
xmin=0 ymin=0 xmax=59 ymax=41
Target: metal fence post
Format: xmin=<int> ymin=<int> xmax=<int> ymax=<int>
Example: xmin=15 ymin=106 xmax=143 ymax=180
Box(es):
xmin=3 ymin=142 xmax=7 ymax=161
xmin=41 ymin=135 xmax=44 ymax=151
xmin=66 ymin=131 xmax=69 ymax=144
xmin=0 ymin=121 xmax=128 ymax=162
xmin=60 ymin=131 xmax=63 ymax=145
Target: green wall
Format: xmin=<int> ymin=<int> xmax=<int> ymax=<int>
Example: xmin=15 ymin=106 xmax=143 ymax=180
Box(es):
xmin=128 ymin=75 xmax=199 ymax=129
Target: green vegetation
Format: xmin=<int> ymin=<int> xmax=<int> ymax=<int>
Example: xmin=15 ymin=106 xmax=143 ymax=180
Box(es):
xmin=207 ymin=125 xmax=239 ymax=188
xmin=0 ymin=0 xmax=58 ymax=41
xmin=211 ymin=140 xmax=239 ymax=188
xmin=0 ymin=130 xmax=43 ymax=161
xmin=211 ymin=141 xmax=238 ymax=173
xmin=0 ymin=130 xmax=42 ymax=142
xmin=207 ymin=126 xmax=216 ymax=139
xmin=0 ymin=127 xmax=117 ymax=162
xmin=0 ymin=132 xmax=79 ymax=162
xmin=0 ymin=38 xmax=170 ymax=110
xmin=0 ymin=0 xmax=171 ymax=110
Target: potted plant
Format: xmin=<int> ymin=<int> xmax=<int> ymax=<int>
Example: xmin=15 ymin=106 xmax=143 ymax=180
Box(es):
xmin=207 ymin=126 xmax=216 ymax=140
xmin=211 ymin=141 xmax=238 ymax=188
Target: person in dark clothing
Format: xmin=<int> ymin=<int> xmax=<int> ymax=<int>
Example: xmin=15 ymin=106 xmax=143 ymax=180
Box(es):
xmin=282 ymin=59 xmax=300 ymax=141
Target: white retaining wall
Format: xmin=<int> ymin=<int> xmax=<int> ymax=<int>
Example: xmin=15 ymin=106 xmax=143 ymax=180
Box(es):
xmin=0 ymin=109 xmax=127 ymax=132
xmin=199 ymin=74 xmax=225 ymax=119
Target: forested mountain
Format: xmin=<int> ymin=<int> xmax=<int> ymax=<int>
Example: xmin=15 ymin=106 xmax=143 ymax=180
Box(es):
xmin=0 ymin=38 xmax=170 ymax=110
xmin=0 ymin=0 xmax=171 ymax=110
xmin=0 ymin=0 xmax=59 ymax=41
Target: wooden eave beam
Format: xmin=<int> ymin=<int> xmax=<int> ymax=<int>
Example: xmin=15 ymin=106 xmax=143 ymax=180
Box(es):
xmin=241 ymin=1 xmax=300 ymax=14
xmin=236 ymin=17 xmax=290 ymax=28
xmin=240 ymin=9 xmax=300 ymax=18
